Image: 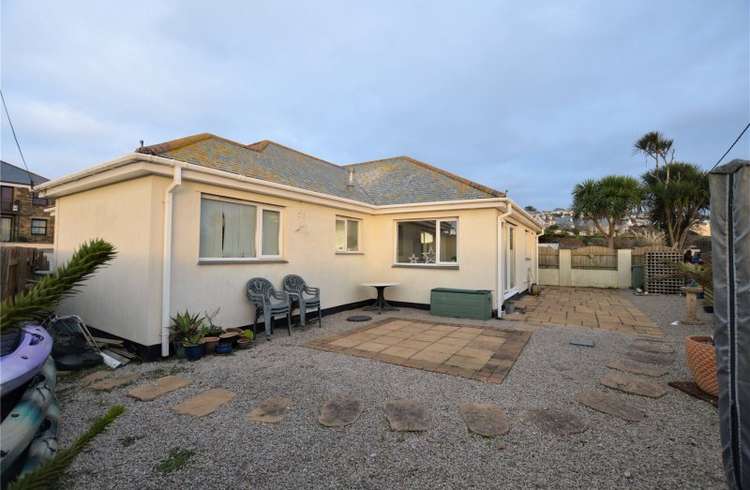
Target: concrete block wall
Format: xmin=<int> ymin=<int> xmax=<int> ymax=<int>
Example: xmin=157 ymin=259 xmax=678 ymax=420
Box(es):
xmin=539 ymin=248 xmax=632 ymax=289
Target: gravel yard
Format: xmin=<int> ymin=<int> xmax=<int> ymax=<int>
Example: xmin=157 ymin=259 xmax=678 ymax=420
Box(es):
xmin=58 ymin=292 xmax=725 ymax=489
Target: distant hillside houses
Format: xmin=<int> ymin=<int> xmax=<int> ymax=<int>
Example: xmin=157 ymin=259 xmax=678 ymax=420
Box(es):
xmin=531 ymin=208 xmax=709 ymax=236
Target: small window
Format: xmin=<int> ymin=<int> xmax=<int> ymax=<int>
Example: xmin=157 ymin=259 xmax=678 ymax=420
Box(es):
xmin=199 ymin=196 xmax=282 ymax=260
xmin=31 ymin=218 xmax=47 ymax=236
xmin=396 ymin=219 xmax=458 ymax=264
xmin=336 ymin=217 xmax=360 ymax=252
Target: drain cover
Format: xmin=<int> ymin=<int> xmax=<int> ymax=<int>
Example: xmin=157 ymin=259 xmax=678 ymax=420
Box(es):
xmin=346 ymin=315 xmax=372 ymax=322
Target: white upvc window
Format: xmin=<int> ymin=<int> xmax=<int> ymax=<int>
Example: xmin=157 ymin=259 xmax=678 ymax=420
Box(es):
xmin=395 ymin=218 xmax=458 ymax=265
xmin=336 ymin=217 xmax=360 ymax=252
xmin=199 ymin=195 xmax=282 ymax=261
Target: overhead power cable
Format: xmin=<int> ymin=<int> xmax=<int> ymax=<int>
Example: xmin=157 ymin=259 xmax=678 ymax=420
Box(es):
xmin=0 ymin=89 xmax=34 ymax=188
xmin=711 ymin=121 xmax=750 ymax=171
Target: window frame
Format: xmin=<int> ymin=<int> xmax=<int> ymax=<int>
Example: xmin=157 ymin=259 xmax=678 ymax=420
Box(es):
xmin=30 ymin=218 xmax=48 ymax=236
xmin=393 ymin=217 xmax=459 ymax=266
xmin=335 ymin=216 xmax=362 ymax=253
xmin=198 ymin=194 xmax=284 ymax=263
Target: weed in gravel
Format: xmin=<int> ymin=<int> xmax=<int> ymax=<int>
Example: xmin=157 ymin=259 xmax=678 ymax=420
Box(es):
xmin=156 ymin=448 xmax=195 ymax=474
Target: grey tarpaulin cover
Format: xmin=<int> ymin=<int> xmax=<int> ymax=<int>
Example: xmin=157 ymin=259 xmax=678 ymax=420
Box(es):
xmin=710 ymin=159 xmax=750 ymax=490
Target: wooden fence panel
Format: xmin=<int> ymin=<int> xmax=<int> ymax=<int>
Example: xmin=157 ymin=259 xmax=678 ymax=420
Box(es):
xmin=571 ymin=246 xmax=617 ymax=270
xmin=538 ymin=247 xmax=559 ymax=268
xmin=1 ymin=247 xmax=49 ymax=301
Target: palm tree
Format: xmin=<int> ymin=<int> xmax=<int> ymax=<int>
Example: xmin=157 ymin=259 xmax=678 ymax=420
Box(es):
xmin=641 ymin=163 xmax=708 ymax=250
xmin=572 ymin=176 xmax=643 ymax=249
xmin=634 ymin=131 xmax=674 ymax=170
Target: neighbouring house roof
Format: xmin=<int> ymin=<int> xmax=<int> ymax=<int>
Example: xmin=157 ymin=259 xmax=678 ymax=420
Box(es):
xmin=1 ymin=160 xmax=49 ymax=187
xmin=136 ymin=133 xmax=504 ymax=205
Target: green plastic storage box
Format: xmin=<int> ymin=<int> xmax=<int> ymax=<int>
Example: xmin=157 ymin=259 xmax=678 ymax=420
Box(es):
xmin=430 ymin=288 xmax=493 ymax=320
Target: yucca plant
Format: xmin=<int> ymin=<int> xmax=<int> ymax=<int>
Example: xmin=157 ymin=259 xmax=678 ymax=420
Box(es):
xmin=0 ymin=239 xmax=116 ymax=333
xmin=169 ymin=310 xmax=206 ymax=343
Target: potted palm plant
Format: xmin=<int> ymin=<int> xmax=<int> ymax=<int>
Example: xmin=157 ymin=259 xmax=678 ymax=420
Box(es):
xmin=170 ymin=310 xmax=207 ymax=360
xmin=182 ymin=330 xmax=207 ymax=361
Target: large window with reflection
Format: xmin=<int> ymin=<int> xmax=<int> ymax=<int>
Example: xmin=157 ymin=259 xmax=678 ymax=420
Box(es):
xmin=396 ymin=219 xmax=457 ymax=265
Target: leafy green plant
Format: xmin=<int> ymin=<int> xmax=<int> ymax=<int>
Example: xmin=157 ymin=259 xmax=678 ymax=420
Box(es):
xmin=9 ymin=405 xmax=125 ymax=490
xmin=0 ymin=239 xmax=116 ymax=333
xmin=241 ymin=329 xmax=254 ymax=341
xmin=170 ymin=310 xmax=205 ymax=343
xmin=156 ymin=448 xmax=195 ymax=474
xmin=203 ymin=307 xmax=223 ymax=337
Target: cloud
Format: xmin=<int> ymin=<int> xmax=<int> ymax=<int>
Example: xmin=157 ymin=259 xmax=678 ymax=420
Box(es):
xmin=1 ymin=0 xmax=747 ymax=207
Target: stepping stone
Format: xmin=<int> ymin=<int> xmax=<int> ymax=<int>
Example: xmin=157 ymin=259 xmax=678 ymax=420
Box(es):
xmin=459 ymin=403 xmax=510 ymax=438
xmin=90 ymin=373 xmax=139 ymax=391
xmin=248 ymin=397 xmax=292 ymax=424
xmin=607 ymin=359 xmax=668 ymax=378
xmin=128 ymin=376 xmax=191 ymax=401
xmin=600 ymin=371 xmax=667 ymax=398
xmin=526 ymin=409 xmax=587 ymax=436
xmin=80 ymin=370 xmax=110 ymax=386
xmin=384 ymin=400 xmax=430 ymax=432
xmin=630 ymin=341 xmax=675 ymax=354
xmin=318 ymin=397 xmax=363 ymax=427
xmin=575 ymin=390 xmax=645 ymax=422
xmin=624 ymin=350 xmax=673 ymax=366
xmin=173 ymin=388 xmax=235 ymax=416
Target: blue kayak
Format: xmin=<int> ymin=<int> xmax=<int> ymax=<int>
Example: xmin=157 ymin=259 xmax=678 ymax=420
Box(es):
xmin=0 ymin=325 xmax=53 ymax=396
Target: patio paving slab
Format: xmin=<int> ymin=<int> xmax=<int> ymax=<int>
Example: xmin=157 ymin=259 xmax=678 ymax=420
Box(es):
xmin=575 ymin=390 xmax=646 ymax=422
xmin=248 ymin=397 xmax=292 ymax=424
xmin=306 ymin=317 xmax=531 ymax=384
xmin=128 ymin=376 xmax=191 ymax=401
xmin=630 ymin=340 xmax=675 ymax=354
xmin=606 ymin=359 xmax=669 ymax=378
xmin=459 ymin=403 xmax=510 ymax=437
xmin=90 ymin=373 xmax=140 ymax=391
xmin=173 ymin=388 xmax=235 ymax=416
xmin=506 ymin=286 xmax=663 ymax=336
xmin=318 ymin=397 xmax=363 ymax=427
xmin=624 ymin=350 xmax=674 ymax=366
xmin=600 ymin=371 xmax=667 ymax=398
xmin=384 ymin=400 xmax=430 ymax=432
xmin=526 ymin=409 xmax=588 ymax=436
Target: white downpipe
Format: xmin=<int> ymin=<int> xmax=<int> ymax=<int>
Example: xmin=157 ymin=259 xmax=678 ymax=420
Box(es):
xmin=161 ymin=166 xmax=182 ymax=357
xmin=497 ymin=202 xmax=513 ymax=317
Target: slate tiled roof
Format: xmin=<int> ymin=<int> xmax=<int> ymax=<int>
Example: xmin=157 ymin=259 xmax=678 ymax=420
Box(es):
xmin=137 ymin=134 xmax=503 ymax=205
xmin=1 ymin=160 xmax=49 ymax=186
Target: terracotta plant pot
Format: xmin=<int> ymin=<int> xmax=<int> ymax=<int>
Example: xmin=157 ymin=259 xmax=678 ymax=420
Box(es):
xmin=685 ymin=336 xmax=719 ymax=396
xmin=202 ymin=336 xmax=220 ymax=354
xmin=236 ymin=338 xmax=251 ymax=350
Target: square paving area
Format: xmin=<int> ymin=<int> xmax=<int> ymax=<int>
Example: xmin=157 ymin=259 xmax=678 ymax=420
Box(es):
xmin=504 ymin=286 xmax=663 ymax=336
xmin=306 ymin=318 xmax=531 ymax=384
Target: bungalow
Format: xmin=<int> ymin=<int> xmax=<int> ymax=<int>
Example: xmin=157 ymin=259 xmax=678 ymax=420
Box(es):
xmin=37 ymin=134 xmax=542 ymax=358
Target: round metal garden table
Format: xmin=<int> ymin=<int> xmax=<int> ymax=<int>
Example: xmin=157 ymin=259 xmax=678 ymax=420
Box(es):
xmin=361 ymin=282 xmax=400 ymax=314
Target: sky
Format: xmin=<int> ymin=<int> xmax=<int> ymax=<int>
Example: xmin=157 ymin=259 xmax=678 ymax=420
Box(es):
xmin=1 ymin=1 xmax=748 ymax=210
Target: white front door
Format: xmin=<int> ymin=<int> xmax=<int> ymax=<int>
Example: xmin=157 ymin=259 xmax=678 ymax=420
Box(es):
xmin=506 ymin=224 xmax=516 ymax=295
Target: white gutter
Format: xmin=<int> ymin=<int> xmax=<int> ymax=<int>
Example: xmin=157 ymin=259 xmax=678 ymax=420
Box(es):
xmin=161 ymin=165 xmax=182 ymax=357
xmin=497 ymin=202 xmax=513 ymax=317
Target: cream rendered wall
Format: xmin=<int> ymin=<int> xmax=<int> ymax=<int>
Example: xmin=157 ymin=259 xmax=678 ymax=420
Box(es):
xmin=169 ymin=181 xmax=371 ymax=330
xmin=362 ymin=209 xmax=499 ymax=306
xmin=53 ymin=176 xmax=166 ymax=346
